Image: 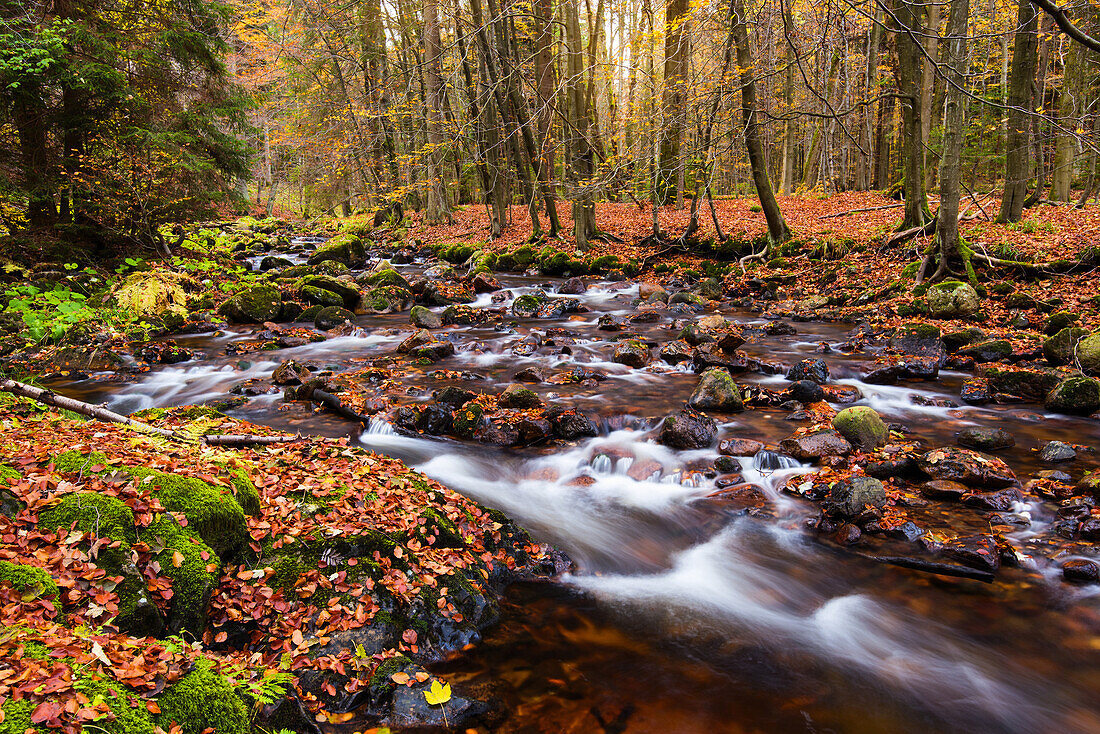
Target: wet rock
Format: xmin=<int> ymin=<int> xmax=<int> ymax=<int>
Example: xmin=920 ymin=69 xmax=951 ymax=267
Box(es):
xmin=887 ymin=521 xmax=925 ymax=542
xmin=422 ymin=281 xmax=475 ymax=306
xmin=787 ymin=380 xmax=825 ymax=404
xmin=547 ymin=407 xmax=598 ymax=440
xmin=833 ymin=523 xmax=862 ymax=545
xmin=362 ymin=286 xmax=413 ymax=314
xmin=314 ymin=306 xmax=356 ymax=331
xmin=417 ymin=404 xmax=454 ymax=435
xmin=1045 ymin=376 xmax=1100 ymax=415
xmin=692 ymin=344 xmax=749 ymax=373
xmin=470 ymin=271 xmax=500 ymax=293
xmin=719 ymin=437 xmax=764 ymax=456
xmin=657 ymin=409 xmax=716 ymax=449
xmin=779 ymin=429 xmax=852 ymax=461
xmin=920 ymin=480 xmax=969 ymax=501
xmin=409 ymin=305 xmax=442 ymax=329
xmin=475 ymin=420 xmax=520 ymax=446
xmin=1076 ymin=471 xmax=1100 ymax=499
xmin=863 ymin=454 xmax=916 ymax=478
xmin=889 ymin=323 xmax=946 ymax=366
xmin=301 ymin=274 xmax=362 ymax=308
xmin=1039 ymin=440 xmax=1077 ymax=463
xmin=441 ymin=304 xmax=489 ymax=326
xmin=299 ymin=284 xmax=343 ymax=308
xmin=688 ymin=368 xmax=744 ymax=412
xmin=927 ymin=280 xmax=980 ymax=319
xmin=597 ymin=315 xmax=625 ymax=331
xmin=716 ymin=331 xmax=747 ymax=353
xmin=639 ymin=282 xmax=668 ymax=302
xmin=384 ymin=668 xmax=484 ymax=729
xmin=942 ymin=327 xmax=986 ymax=352
xmin=512 ymin=293 xmax=547 ymax=317
xmin=824 ymin=476 xmax=887 ymax=518
xmin=1063 ymin=559 xmax=1100 ymax=583
xmin=941 ymin=535 xmax=1000 ymax=572
xmin=964 ymin=487 xmax=1023 ymax=511
xmin=260 ymin=255 xmax=294 ymax=271
xmin=956 ymin=426 xmax=1015 ymax=452
xmin=397 ymin=329 xmax=433 ymax=354
xmin=713 ymin=455 xmax=740 ymax=473
xmin=787 ymin=358 xmax=829 ymax=384
xmin=629 ymin=308 xmax=663 ymax=323
xmin=916 ymin=447 xmax=1017 ymax=488
xmin=960 ymin=378 xmax=991 ymax=405
xmin=272 ymin=359 xmax=310 ymax=386
xmin=823 ymin=384 xmax=862 ymax=404
xmin=392 ymin=248 xmax=414 ymax=264
xmin=515 ymin=417 xmax=553 ymax=444
xmin=977 ymin=364 xmax=1061 ymax=401
xmin=218 ymin=285 xmax=282 ymax=324
xmin=435 ymin=386 xmax=476 ymax=406
xmin=831 ymin=406 xmax=888 ymax=451
xmin=679 ymin=324 xmax=714 ymax=346
xmin=764 ymin=320 xmax=797 ymax=336
xmin=958 ymin=339 xmax=1013 ymax=363
xmin=659 ymin=339 xmax=694 ymax=365
xmin=409 ymin=340 xmax=456 ymax=363
xmin=513 ymin=366 xmax=546 ymax=383
xmin=423 ymin=264 xmax=456 ymax=280
xmin=1043 ymin=327 xmax=1089 ymax=366
xmin=558 ymin=277 xmax=587 ymax=294
xmin=499 ymin=384 xmax=543 ymax=409
xmin=910 ymin=395 xmax=956 ymax=408
xmin=307 ymin=234 xmax=365 ymax=267
xmin=613 ymin=339 xmax=650 ymax=368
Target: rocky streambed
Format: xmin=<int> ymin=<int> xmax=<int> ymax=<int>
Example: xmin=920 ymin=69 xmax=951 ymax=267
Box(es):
xmin=29 ymin=224 xmax=1100 ymax=733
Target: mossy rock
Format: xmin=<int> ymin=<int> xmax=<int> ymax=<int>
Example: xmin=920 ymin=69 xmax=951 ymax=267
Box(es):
xmin=307 ymin=233 xmax=366 ymax=267
xmin=1045 ymin=376 xmax=1100 ymax=415
xmin=1043 ymin=327 xmax=1089 ymax=367
xmin=364 ymin=285 xmax=413 ymax=314
xmin=315 ymin=306 xmax=356 ymax=330
xmin=688 ymin=368 xmax=743 ymax=412
xmin=1077 ymin=332 xmax=1100 ymax=373
xmin=71 ymin=676 xmax=157 ymax=734
xmin=38 ymin=489 xmax=136 ymax=544
xmin=298 ymin=284 xmax=344 ymax=308
xmin=223 ymin=468 xmax=261 ymax=517
xmin=926 ymin=280 xmax=980 ymax=319
xmin=299 ymin=274 xmax=361 ymax=308
xmin=126 ymin=468 xmax=247 ymax=559
xmin=156 ymin=658 xmax=250 ymax=734
xmin=512 ymin=293 xmax=547 ymax=318
xmin=313 ymin=259 xmax=350 ymax=276
xmin=143 ymin=516 xmax=218 ymax=636
xmin=1044 ymin=311 xmax=1079 ymax=335
xmin=0 ymin=561 xmax=58 ymax=600
xmin=452 ymin=403 xmax=484 ymax=439
xmin=589 ymin=255 xmax=622 ymax=274
xmin=217 ymin=285 xmax=282 ymax=324
xmin=832 ymin=406 xmax=888 ymax=451
xmin=364 ymin=268 xmax=411 ymax=289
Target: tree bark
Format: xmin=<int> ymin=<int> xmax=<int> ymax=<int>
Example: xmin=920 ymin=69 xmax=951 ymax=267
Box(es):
xmin=423 ymin=0 xmax=451 ymax=224
xmin=890 ymin=0 xmax=931 ymax=228
xmin=1050 ymin=38 xmax=1081 ymax=201
xmin=998 ymin=0 xmax=1039 ymax=222
xmin=659 ymin=0 xmax=689 ymax=207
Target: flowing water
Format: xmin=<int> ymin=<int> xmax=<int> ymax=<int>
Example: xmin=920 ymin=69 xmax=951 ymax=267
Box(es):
xmin=54 ymin=256 xmax=1100 ymax=733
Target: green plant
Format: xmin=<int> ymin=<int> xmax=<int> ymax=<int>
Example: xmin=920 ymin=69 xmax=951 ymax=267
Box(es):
xmin=3 ymin=283 xmax=95 ymax=343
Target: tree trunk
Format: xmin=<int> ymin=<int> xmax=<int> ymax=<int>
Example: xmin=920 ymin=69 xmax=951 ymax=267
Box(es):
xmin=423 ymin=0 xmax=451 ymax=224
xmin=779 ymin=2 xmax=797 ymax=194
xmin=659 ymin=0 xmax=689 ymax=206
xmin=535 ymin=0 xmax=557 ymax=191
xmin=565 ymin=0 xmax=596 ymax=247
xmin=890 ymin=0 xmax=930 ymax=228
xmin=997 ymin=0 xmax=1038 ymax=222
xmin=731 ymin=0 xmax=789 ymax=246
xmin=920 ymin=0 xmax=941 ymax=190
xmin=1050 ymin=38 xmax=1081 ymax=201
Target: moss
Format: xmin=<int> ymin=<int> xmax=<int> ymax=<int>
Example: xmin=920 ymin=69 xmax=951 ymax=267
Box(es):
xmin=156 ymin=658 xmax=250 ymax=734
xmin=142 ymin=516 xmax=218 ymax=636
xmin=38 ymin=491 xmax=136 ymax=544
xmin=299 ymin=284 xmax=344 ymax=308
xmin=0 ymin=561 xmax=58 ymax=599
xmin=452 ymin=403 xmax=483 ymax=439
xmin=0 ymin=464 xmax=18 ymax=484
xmin=365 ymin=285 xmax=412 ymax=313
xmin=51 ymin=449 xmax=111 ymax=474
xmin=512 ymin=293 xmax=547 ymax=318
xmin=589 ymin=255 xmax=621 ymax=273
xmin=365 ymin=268 xmax=410 ymax=288
xmin=21 ymin=640 xmax=51 ymax=660
xmin=0 ymin=699 xmax=40 ymax=734
xmin=74 ymin=676 xmax=157 ymax=734
xmin=307 ymin=233 xmax=366 ymax=267
xmin=369 ymin=654 xmax=414 ymax=694
xmin=217 ymin=284 xmax=282 ymax=324
xmin=126 ymin=468 xmax=246 ymax=559
xmin=895 ymin=322 xmax=941 ymax=340
xmin=417 ymin=508 xmax=464 ymax=548
xmin=223 ymin=468 xmax=261 ymax=517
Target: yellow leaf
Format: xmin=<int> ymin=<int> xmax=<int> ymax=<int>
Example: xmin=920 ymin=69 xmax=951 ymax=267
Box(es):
xmin=423 ymin=680 xmax=451 ymax=706
xmin=172 ymin=551 xmax=184 ymax=568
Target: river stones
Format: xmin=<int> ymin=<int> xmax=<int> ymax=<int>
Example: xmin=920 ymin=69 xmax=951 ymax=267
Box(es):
xmin=916 ymin=447 xmax=1017 ymax=488
xmin=942 ymin=327 xmax=986 ymax=352
xmin=498 ymin=384 xmax=543 ymax=409
xmin=958 ymin=340 xmax=1013 ymax=363
xmin=960 ymin=377 xmax=991 ymax=405
xmin=1076 ymin=332 xmax=1100 ymax=373
xmin=692 ymin=344 xmax=749 ymax=373
xmin=470 ymin=271 xmax=500 ymax=293
xmin=779 ymin=429 xmax=852 ymax=461
xmin=513 ymin=366 xmax=546 ymax=383
xmin=941 ymin=535 xmax=1000 ymax=572
xmin=956 ymin=426 xmax=1015 ymax=451
xmin=259 ymin=255 xmax=293 ymax=271
xmin=314 ymin=306 xmax=356 ymax=331
xmin=410 ymin=305 xmax=442 ymax=329
xmin=397 ymin=329 xmax=433 ymax=353
xmin=272 ymin=359 xmax=310 ymax=386
xmin=1063 ymin=559 xmax=1100 ymax=583
xmin=787 ymin=358 xmax=829 ymax=384
xmin=301 ymin=274 xmax=362 ymax=308
xmin=719 ymin=437 xmax=764 ymax=456
xmin=557 ymin=277 xmax=587 ymax=294
xmin=421 ymin=281 xmax=474 ymax=306
xmin=926 ymin=280 xmax=980 ymax=319
xmin=889 ymin=323 xmax=946 ymax=367
xmin=963 ymin=487 xmax=1023 ymax=511
xmin=409 ymin=340 xmax=456 ymax=363
xmin=1039 ymin=440 xmax=1077 ymax=463
xmin=787 ymin=380 xmax=825 ymax=404
xmin=638 ymin=282 xmax=668 ymax=303
xmin=977 ymin=364 xmax=1062 ymax=401
xmin=547 ymin=407 xmax=598 ymax=440
xmin=613 ymin=339 xmax=650 ymax=368
xmin=435 ymin=386 xmax=476 ymax=407
xmin=218 ymin=284 xmax=282 ymax=324
xmin=659 ymin=339 xmax=693 ymax=365
xmin=441 ymin=304 xmax=488 ymax=325
xmin=1043 ymin=327 xmax=1089 ymax=366
xmin=688 ymin=368 xmax=744 ymax=412
xmin=824 ymin=476 xmax=886 ymax=518
xmin=306 ymin=233 xmax=366 ymax=267
xmin=920 ymin=480 xmax=969 ymax=501
xmin=657 ymin=409 xmax=716 ymax=449
xmin=831 ymin=406 xmax=888 ymax=451
xmin=1045 ymin=376 xmax=1100 ymax=415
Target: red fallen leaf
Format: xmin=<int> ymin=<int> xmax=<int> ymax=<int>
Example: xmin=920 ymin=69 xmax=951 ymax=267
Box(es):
xmin=146 ymin=701 xmax=160 ymax=714
xmin=401 ymin=629 xmax=417 ymax=644
xmin=31 ymin=700 xmax=63 ymax=724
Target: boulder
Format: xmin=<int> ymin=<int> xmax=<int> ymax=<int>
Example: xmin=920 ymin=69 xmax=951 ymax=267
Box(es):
xmin=613 ymin=340 xmax=650 ymax=368
xmin=958 ymin=340 xmax=1013 ymax=363
xmin=1046 ymin=376 xmax=1100 ymax=415
xmin=1063 ymin=559 xmax=1100 ymax=583
xmin=955 ymin=426 xmax=1014 ymax=452
xmin=470 ymin=271 xmax=500 ymax=293
xmin=788 ymin=380 xmax=825 ymax=404
xmin=719 ymin=437 xmax=764 ymax=456
xmin=558 ymin=277 xmax=587 ymax=294
xmin=307 ymin=234 xmax=365 ymax=267
xmin=977 ymin=364 xmax=1062 ymax=401
xmin=512 ymin=293 xmax=548 ymax=317
xmin=638 ymin=282 xmax=668 ymax=302
xmin=410 ymin=305 xmax=442 ymax=329
xmin=363 ymin=268 xmax=411 ymax=290
xmin=298 ymin=284 xmax=343 ymax=308
xmin=409 ymin=340 xmax=456 ymax=363
xmin=272 ymin=360 xmax=310 ymax=386
xmin=960 ymin=378 xmax=991 ymax=404
xmin=314 ymin=306 xmax=356 ymax=331
xmin=889 ymin=323 xmax=946 ymax=367
xmin=659 ymin=340 xmax=694 ymax=365
xmin=824 ymin=476 xmax=886 ymax=518
xmin=498 ymin=384 xmax=543 ymax=409
xmin=788 ymin=358 xmax=829 ymax=384
xmin=1043 ymin=327 xmax=1089 ymax=366
xmin=1077 ymin=332 xmax=1100 ymax=373
xmin=942 ymin=327 xmax=986 ymax=352
xmin=688 ymin=368 xmax=744 ymax=412
xmin=441 ymin=304 xmax=488 ymax=325
xmin=916 ymin=447 xmax=1016 ymax=488
xmin=657 ymin=409 xmax=716 ymax=449
xmin=547 ymin=407 xmax=598 ymax=440
xmin=942 ymin=535 xmax=1000 ymax=573
xmin=299 ymin=274 xmax=361 ymax=308
xmin=1044 ymin=311 xmax=1079 ymax=335
xmin=831 ymin=406 xmax=888 ymax=451
xmin=363 ymin=286 xmax=412 ymax=314
xmin=1039 ymin=440 xmax=1076 ymax=463
xmin=397 ymin=329 xmax=433 ymax=354
xmin=778 ymin=429 xmax=852 ymax=461
xmin=926 ymin=280 xmax=980 ymax=319
xmin=218 ymin=285 xmax=282 ymax=324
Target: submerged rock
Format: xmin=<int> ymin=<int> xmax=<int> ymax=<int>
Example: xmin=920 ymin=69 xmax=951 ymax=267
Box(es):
xmin=1039 ymin=441 xmax=1077 ymax=463
xmin=956 ymin=426 xmax=1015 ymax=452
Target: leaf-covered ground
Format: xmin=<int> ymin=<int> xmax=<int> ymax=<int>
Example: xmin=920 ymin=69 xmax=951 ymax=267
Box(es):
xmin=0 ymin=400 xmax=542 ymax=732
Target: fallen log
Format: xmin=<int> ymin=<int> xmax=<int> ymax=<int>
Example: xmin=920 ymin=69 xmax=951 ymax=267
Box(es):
xmin=0 ymin=378 xmax=303 ymax=447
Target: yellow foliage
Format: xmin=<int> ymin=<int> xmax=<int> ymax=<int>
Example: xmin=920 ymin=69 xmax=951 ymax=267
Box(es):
xmin=111 ymin=270 xmax=195 ymax=317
